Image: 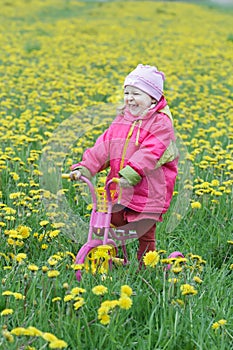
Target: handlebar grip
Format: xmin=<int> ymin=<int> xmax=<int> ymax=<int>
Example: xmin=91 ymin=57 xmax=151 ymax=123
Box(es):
xmin=62 ymin=174 xmax=71 ymax=179
xmin=111 ymin=177 xmax=120 ymax=184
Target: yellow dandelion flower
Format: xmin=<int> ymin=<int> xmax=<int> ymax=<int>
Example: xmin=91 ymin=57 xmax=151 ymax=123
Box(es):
xmin=64 ymin=294 xmax=74 ymax=302
xmin=49 ymin=340 xmax=68 ymax=349
xmin=52 ymin=297 xmax=61 ymax=302
xmin=63 ymin=283 xmax=69 ymax=289
xmin=118 ymin=296 xmax=133 ymax=310
xmin=15 ymin=253 xmax=27 ymax=262
xmin=70 ymin=287 xmax=86 ymax=296
xmin=13 ymin=292 xmax=25 ymax=300
xmin=121 ymin=285 xmax=133 ymax=297
xmin=193 ymin=276 xmax=203 ymax=284
xmin=168 ymin=278 xmax=179 ymax=284
xmin=1 ymin=308 xmax=14 ymax=316
xmin=39 ymin=220 xmax=50 ymax=227
xmin=42 ymin=332 xmax=58 ymax=342
xmin=28 ymin=264 xmax=39 ymax=272
xmin=100 ymin=313 xmax=110 ymax=325
xmin=191 ymin=201 xmax=202 ymax=209
xmin=143 ymin=250 xmax=160 ymax=267
xmin=212 ymin=319 xmax=227 ymax=331
xmin=47 ymin=270 xmax=60 ymax=278
xmin=73 ymin=297 xmax=85 ymax=310
xmin=92 ymin=285 xmax=108 ymax=296
xmin=180 ymin=284 xmax=198 ymax=296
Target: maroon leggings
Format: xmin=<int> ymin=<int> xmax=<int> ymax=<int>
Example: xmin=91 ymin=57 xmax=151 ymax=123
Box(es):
xmin=111 ymin=207 xmax=156 ymax=264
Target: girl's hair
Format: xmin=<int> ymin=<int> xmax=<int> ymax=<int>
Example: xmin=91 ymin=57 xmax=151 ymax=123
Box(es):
xmin=116 ymin=104 xmax=126 ymax=116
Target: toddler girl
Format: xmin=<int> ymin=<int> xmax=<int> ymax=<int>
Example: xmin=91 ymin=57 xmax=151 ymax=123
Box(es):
xmin=70 ymin=64 xmax=179 ymax=265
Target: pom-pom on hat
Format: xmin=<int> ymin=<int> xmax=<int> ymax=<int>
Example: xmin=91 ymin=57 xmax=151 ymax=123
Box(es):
xmin=124 ymin=64 xmax=165 ymax=101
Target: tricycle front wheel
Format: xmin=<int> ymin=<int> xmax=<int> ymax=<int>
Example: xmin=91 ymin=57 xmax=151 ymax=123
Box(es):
xmin=75 ymin=239 xmax=117 ymax=281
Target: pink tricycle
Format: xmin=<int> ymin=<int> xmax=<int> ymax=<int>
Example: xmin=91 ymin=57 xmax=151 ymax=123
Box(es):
xmin=62 ymin=174 xmax=184 ymax=281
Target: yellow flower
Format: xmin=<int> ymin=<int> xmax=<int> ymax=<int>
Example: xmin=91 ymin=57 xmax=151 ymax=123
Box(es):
xmin=168 ymin=278 xmax=179 ymax=284
xmin=118 ymin=296 xmax=133 ymax=310
xmin=180 ymin=284 xmax=198 ymax=296
xmin=121 ymin=285 xmax=133 ymax=297
xmin=100 ymin=313 xmax=110 ymax=325
xmin=64 ymin=294 xmax=74 ymax=302
xmin=13 ymin=292 xmax=25 ymax=300
xmin=15 ymin=253 xmax=27 ymax=262
xmin=47 ymin=270 xmax=60 ymax=278
xmin=212 ymin=319 xmax=227 ymax=330
xmin=17 ymin=225 xmax=31 ymax=238
xmin=28 ymin=264 xmax=39 ymax=272
xmin=92 ymin=285 xmax=108 ymax=296
xmin=49 ymin=340 xmax=68 ymax=349
xmin=191 ymin=201 xmax=202 ymax=209
xmin=1 ymin=308 xmax=14 ymax=316
xmin=52 ymin=297 xmax=61 ymax=302
xmin=39 ymin=220 xmax=49 ymax=226
xmin=42 ymin=332 xmax=58 ymax=342
xmin=143 ymin=250 xmax=160 ymax=267
xmin=73 ymin=297 xmax=85 ymax=310
xmin=70 ymin=287 xmax=86 ymax=295
xmin=193 ymin=276 xmax=203 ymax=284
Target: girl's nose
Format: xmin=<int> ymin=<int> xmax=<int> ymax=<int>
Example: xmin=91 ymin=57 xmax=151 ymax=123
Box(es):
xmin=128 ymin=94 xmax=133 ymax=101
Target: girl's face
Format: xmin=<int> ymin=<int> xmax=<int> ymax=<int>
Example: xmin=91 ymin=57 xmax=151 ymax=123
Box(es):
xmin=124 ymin=86 xmax=155 ymax=116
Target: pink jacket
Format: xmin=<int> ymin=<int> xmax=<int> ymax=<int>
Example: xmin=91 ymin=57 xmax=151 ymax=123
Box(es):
xmin=71 ymin=97 xmax=179 ymax=215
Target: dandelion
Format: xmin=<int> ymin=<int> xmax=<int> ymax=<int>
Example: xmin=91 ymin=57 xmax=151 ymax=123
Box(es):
xmin=92 ymin=285 xmax=108 ymax=295
xmin=17 ymin=225 xmax=31 ymax=238
xmin=49 ymin=340 xmax=68 ymax=349
xmin=168 ymin=278 xmax=179 ymax=284
xmin=193 ymin=276 xmax=203 ymax=284
xmin=1 ymin=308 xmax=14 ymax=316
xmin=121 ymin=285 xmax=133 ymax=297
xmin=42 ymin=332 xmax=58 ymax=342
xmin=70 ymin=287 xmax=86 ymax=295
xmin=118 ymin=296 xmax=133 ymax=310
xmin=39 ymin=220 xmax=49 ymax=226
xmin=191 ymin=201 xmax=202 ymax=209
xmin=52 ymin=297 xmax=61 ymax=302
xmin=64 ymin=294 xmax=74 ymax=302
xmin=47 ymin=270 xmax=60 ymax=278
xmin=73 ymin=297 xmax=85 ymax=310
xmin=212 ymin=319 xmax=227 ymax=331
xmin=13 ymin=292 xmax=25 ymax=300
xmin=100 ymin=313 xmax=111 ymax=325
xmin=143 ymin=250 xmax=160 ymax=267
xmin=15 ymin=253 xmax=27 ymax=263
xmin=171 ymin=299 xmax=185 ymax=307
xmin=42 ymin=265 xmax=49 ymax=273
xmin=28 ymin=264 xmax=39 ymax=272
xmin=180 ymin=284 xmax=198 ymax=296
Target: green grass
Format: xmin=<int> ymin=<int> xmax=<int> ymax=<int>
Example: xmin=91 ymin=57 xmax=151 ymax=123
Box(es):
xmin=0 ymin=0 xmax=232 ymax=349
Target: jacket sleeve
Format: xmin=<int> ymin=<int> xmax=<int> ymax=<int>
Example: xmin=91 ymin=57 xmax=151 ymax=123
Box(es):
xmin=120 ymin=114 xmax=179 ymax=184
xmin=71 ymin=128 xmax=111 ymax=177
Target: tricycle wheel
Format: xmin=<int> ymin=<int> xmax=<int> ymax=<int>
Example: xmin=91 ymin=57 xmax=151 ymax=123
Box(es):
xmin=75 ymin=239 xmax=117 ymax=281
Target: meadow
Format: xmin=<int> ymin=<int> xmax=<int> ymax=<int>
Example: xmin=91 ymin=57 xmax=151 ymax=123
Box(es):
xmin=0 ymin=0 xmax=233 ymax=349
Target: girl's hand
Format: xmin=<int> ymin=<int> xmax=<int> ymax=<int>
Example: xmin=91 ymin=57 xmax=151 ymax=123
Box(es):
xmin=118 ymin=177 xmax=131 ymax=188
xmin=69 ymin=170 xmax=82 ymax=181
